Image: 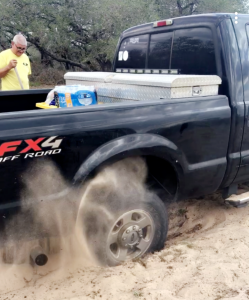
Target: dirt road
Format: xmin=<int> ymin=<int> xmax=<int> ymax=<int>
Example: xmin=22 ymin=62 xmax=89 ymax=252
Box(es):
xmin=1 ymin=190 xmax=249 ymax=300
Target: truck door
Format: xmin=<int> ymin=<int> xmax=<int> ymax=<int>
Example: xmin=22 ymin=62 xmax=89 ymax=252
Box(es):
xmin=228 ymin=16 xmax=249 ymax=184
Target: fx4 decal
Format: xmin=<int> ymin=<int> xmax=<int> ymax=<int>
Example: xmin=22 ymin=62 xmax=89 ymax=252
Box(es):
xmin=0 ymin=136 xmax=63 ymax=163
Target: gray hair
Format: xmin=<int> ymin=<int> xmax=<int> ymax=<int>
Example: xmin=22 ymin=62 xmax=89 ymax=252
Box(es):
xmin=13 ymin=34 xmax=27 ymax=46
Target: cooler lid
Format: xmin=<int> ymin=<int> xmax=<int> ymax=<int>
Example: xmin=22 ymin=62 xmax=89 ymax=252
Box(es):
xmin=64 ymin=72 xmax=115 ymax=83
xmin=64 ymin=72 xmax=221 ymax=87
xmin=111 ymin=74 xmax=221 ymax=87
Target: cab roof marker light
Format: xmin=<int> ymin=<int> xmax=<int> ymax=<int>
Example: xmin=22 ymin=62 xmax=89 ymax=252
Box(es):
xmin=161 ymin=70 xmax=169 ymax=74
xmin=153 ymin=19 xmax=173 ymax=28
xmin=116 ymin=68 xmax=179 ymax=74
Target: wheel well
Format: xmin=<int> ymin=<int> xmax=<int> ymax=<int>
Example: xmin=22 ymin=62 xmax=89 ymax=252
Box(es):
xmin=82 ymin=154 xmax=178 ymax=202
xmin=145 ymin=156 xmax=178 ymax=202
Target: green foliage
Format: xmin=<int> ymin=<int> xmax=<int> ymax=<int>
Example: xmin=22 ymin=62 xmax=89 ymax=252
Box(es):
xmin=0 ymin=0 xmax=248 ymax=72
xmin=0 ymin=0 xmax=158 ymax=70
xmin=155 ymin=0 xmax=248 ymax=18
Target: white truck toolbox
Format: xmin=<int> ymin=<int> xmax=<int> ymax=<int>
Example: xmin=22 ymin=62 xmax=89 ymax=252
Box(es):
xmin=64 ymin=72 xmax=221 ymax=103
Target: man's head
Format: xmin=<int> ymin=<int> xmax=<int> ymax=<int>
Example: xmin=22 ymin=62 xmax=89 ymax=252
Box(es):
xmin=11 ymin=34 xmax=27 ymax=57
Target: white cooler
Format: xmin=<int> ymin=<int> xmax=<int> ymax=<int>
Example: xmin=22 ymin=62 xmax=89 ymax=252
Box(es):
xmin=64 ymin=72 xmax=221 ymax=104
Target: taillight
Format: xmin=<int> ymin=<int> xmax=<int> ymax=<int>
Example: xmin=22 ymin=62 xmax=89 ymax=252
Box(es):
xmin=153 ymin=19 xmax=173 ymax=28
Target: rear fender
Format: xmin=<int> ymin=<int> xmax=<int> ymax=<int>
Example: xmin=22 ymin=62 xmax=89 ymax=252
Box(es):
xmin=73 ymin=133 xmax=186 ymax=184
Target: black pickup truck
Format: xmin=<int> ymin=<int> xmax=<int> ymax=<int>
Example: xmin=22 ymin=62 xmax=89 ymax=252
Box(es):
xmin=0 ymin=13 xmax=248 ymax=266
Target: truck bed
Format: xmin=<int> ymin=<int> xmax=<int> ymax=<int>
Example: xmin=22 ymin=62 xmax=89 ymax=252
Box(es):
xmin=0 ymin=89 xmax=51 ymax=113
xmin=0 ymin=90 xmax=230 ymax=208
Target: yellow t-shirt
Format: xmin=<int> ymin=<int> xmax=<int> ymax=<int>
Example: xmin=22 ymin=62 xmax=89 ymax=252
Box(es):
xmin=0 ymin=49 xmax=31 ymax=90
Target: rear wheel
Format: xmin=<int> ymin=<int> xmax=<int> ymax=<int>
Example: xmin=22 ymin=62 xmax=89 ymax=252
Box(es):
xmin=76 ymin=190 xmax=168 ymax=266
xmin=75 ymin=157 xmax=168 ymax=266
xmin=105 ymin=195 xmax=168 ymax=266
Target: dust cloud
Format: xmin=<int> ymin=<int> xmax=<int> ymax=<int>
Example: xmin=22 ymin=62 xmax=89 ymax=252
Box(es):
xmin=75 ymin=156 xmax=149 ymax=264
xmin=0 ymin=156 xmax=150 ymax=295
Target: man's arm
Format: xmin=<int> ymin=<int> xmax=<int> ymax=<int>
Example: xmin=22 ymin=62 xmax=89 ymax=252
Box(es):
xmin=0 ymin=60 xmax=17 ymax=79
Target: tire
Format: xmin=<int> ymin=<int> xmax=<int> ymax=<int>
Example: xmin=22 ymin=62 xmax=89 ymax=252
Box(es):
xmin=76 ymin=188 xmax=168 ymax=266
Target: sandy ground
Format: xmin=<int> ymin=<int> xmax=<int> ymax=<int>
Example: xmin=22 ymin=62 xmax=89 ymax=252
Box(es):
xmin=1 ymin=190 xmax=249 ymax=300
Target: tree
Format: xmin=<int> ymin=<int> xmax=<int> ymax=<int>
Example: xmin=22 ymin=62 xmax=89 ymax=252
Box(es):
xmin=0 ymin=0 xmax=158 ymax=71
xmin=155 ymin=0 xmax=248 ymax=18
xmin=0 ymin=0 xmax=247 ymax=74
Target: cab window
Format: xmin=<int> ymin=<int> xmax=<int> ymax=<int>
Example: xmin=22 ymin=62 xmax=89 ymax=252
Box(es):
xmin=148 ymin=32 xmax=173 ymax=69
xmin=115 ymin=34 xmax=149 ymax=69
xmin=171 ymin=27 xmax=216 ymax=75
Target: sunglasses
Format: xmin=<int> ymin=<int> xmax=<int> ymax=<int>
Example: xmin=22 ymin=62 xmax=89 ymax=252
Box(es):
xmin=13 ymin=42 xmax=26 ymax=51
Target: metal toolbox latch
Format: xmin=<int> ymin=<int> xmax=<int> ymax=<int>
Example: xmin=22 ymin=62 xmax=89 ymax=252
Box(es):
xmin=192 ymin=86 xmax=202 ymax=96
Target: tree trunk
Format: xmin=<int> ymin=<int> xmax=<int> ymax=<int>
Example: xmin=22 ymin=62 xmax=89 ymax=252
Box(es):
xmin=177 ymin=0 xmax=183 ymax=14
xmin=28 ymin=36 xmax=91 ymax=71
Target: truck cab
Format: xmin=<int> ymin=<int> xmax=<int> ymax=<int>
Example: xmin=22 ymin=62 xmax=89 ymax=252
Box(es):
xmin=113 ymin=13 xmax=249 ymax=192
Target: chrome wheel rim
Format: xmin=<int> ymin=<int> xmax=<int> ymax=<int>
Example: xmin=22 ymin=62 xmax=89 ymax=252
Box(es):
xmin=107 ymin=209 xmax=155 ymax=262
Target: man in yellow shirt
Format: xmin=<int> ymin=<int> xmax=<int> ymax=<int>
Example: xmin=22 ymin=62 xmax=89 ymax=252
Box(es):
xmin=0 ymin=34 xmax=31 ymax=90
